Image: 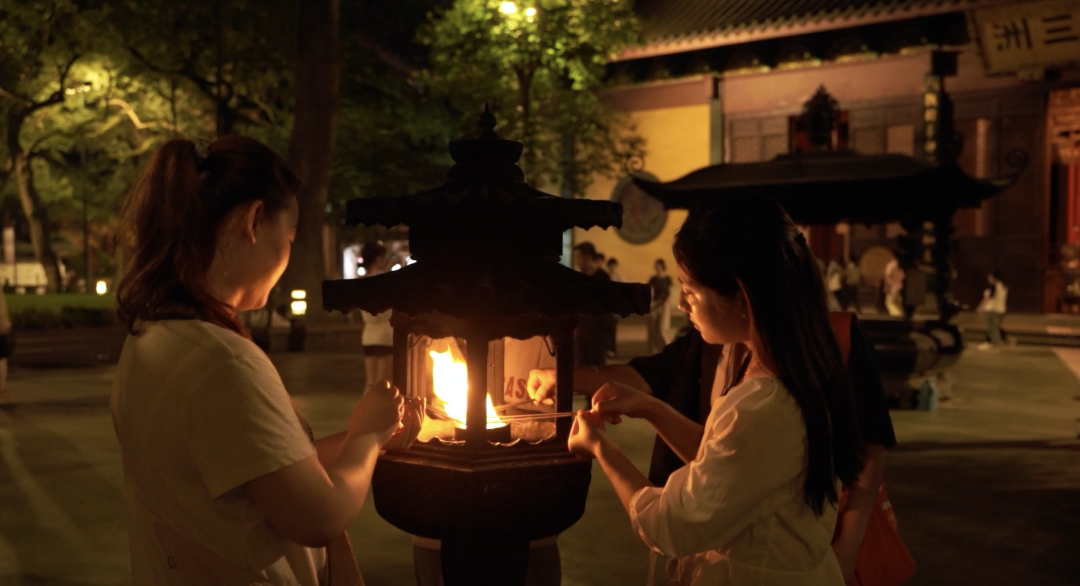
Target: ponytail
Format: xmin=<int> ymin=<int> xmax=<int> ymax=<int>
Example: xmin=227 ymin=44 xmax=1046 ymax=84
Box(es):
xmin=117 ymin=136 xmax=300 ymax=336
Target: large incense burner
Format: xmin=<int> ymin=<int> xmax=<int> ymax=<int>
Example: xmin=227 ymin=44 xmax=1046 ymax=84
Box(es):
xmin=323 ymin=108 xmax=650 ymax=584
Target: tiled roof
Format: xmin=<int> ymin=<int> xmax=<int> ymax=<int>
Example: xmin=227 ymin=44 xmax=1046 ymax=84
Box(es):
xmin=621 ymin=0 xmax=997 ymax=59
xmin=632 ymin=149 xmax=1025 ymax=225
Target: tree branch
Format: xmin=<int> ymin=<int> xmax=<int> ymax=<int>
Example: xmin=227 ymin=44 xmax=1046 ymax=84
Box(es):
xmin=126 ymin=44 xmax=183 ymax=77
xmin=21 ymin=53 xmax=81 ymax=118
xmin=349 ymin=31 xmax=416 ymax=79
xmin=0 ymin=84 xmax=35 ymax=105
xmin=100 ymin=97 xmax=177 ymax=133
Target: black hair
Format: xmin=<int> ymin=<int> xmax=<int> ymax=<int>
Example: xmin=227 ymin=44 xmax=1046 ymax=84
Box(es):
xmin=673 ymin=196 xmax=864 ymax=515
xmin=990 ymin=269 xmax=1004 ymax=281
xmin=361 ymin=241 xmax=387 ymax=271
xmin=574 ymin=242 xmax=597 ymax=257
xmin=118 ymin=136 xmax=300 ymax=336
xmin=655 ymin=258 xmax=666 ymax=271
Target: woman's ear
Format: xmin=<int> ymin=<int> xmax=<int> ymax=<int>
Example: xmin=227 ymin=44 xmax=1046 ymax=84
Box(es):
xmin=238 ymin=200 xmax=265 ymax=244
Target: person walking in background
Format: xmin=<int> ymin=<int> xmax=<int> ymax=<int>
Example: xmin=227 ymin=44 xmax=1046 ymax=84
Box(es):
xmin=606 ymin=257 xmax=624 ymax=357
xmin=573 ymin=242 xmax=612 ymax=366
xmin=978 ymin=270 xmax=1009 ymax=351
xmin=0 ymin=291 xmax=15 ymax=407
xmin=842 ymin=256 xmax=862 ymax=313
xmin=826 ymin=257 xmax=844 ymax=311
xmin=646 ymin=259 xmax=673 ymax=355
xmin=360 ymin=241 xmax=394 ymax=386
xmin=607 ymin=257 xmax=624 ymax=282
xmin=883 ymin=257 xmax=906 ymax=317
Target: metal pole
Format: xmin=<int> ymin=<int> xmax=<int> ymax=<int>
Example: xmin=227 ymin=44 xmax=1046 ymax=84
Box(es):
xmin=554 ymin=326 xmax=575 ymax=442
xmin=465 ymin=334 xmax=489 ymax=450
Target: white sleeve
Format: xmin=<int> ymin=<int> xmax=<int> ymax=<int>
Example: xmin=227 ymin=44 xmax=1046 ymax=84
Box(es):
xmin=629 ymin=381 xmax=806 ymax=558
xmin=184 ymin=354 xmax=315 ymax=499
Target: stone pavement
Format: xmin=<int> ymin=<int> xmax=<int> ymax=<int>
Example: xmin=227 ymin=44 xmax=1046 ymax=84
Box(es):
xmin=1 ymin=343 xmax=1079 ymax=585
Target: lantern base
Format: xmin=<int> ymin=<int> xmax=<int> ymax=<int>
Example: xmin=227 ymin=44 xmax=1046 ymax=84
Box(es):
xmin=372 ymin=441 xmax=592 ymax=543
xmin=453 ymin=424 xmax=512 ymax=443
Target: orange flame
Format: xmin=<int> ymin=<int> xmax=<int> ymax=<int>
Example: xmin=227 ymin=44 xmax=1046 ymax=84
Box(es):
xmin=429 ymin=348 xmax=507 ymax=429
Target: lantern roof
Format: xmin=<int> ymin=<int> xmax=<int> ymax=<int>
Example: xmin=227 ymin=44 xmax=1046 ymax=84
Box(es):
xmin=323 ymin=107 xmax=651 ymax=329
xmin=633 ymin=149 xmax=1027 ymax=225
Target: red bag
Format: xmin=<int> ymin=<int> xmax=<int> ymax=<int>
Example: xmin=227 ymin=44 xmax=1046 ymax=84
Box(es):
xmin=829 ymin=312 xmax=916 ymax=586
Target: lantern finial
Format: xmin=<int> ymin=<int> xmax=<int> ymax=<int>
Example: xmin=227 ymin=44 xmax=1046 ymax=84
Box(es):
xmin=478 ymin=103 xmax=499 ymax=140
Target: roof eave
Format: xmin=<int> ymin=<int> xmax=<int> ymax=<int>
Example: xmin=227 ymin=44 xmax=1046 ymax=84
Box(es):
xmin=614 ymin=0 xmax=1015 ymax=62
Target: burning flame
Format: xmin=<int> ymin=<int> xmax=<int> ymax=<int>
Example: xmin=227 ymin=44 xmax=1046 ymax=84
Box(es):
xmin=430 ymin=348 xmax=507 ymax=429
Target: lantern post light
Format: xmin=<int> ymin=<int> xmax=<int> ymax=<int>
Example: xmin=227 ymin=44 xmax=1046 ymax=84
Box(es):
xmin=288 ymin=289 xmax=307 ymax=352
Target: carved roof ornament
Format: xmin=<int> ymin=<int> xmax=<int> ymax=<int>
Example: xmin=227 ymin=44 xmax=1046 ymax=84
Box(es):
xmin=803 ymin=85 xmax=839 ymax=149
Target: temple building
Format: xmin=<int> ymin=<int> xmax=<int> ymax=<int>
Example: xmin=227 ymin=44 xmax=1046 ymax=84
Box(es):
xmin=576 ymin=0 xmax=1080 ymax=313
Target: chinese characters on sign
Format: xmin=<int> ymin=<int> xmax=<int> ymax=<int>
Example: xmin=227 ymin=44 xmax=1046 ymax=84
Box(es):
xmin=974 ymin=0 xmax=1080 ymax=74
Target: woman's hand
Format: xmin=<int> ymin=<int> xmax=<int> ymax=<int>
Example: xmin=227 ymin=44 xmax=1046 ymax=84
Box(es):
xmin=568 ymin=409 xmax=609 ymax=459
xmin=526 ymin=368 xmax=558 ymax=405
xmin=383 ymin=396 xmax=425 ymax=452
xmin=348 ymin=381 xmax=404 ymax=447
xmin=592 ymin=380 xmax=658 ymax=424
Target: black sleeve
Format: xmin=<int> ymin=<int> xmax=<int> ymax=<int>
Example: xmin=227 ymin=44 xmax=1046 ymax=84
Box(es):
xmin=627 ymin=330 xmax=693 ymax=402
xmin=848 ymin=318 xmax=898 ymax=448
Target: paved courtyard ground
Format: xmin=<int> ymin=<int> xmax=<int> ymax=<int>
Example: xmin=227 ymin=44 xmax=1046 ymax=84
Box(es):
xmin=1 ymin=337 xmax=1078 ymax=585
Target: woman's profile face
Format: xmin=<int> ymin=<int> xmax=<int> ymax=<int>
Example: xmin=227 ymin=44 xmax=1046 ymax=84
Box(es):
xmin=236 ymin=195 xmax=298 ymax=311
xmin=677 ymin=263 xmax=749 ymax=345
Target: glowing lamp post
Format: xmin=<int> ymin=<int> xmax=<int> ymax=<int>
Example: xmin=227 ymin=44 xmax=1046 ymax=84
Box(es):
xmin=95 ymin=280 xmax=108 ymax=296
xmin=288 ymin=289 xmax=307 ymax=352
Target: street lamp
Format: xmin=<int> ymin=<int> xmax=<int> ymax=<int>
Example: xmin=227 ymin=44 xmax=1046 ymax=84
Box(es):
xmin=95 ymin=280 xmax=107 ymax=295
xmin=500 ymin=1 xmax=516 ymax=14
xmin=288 ymin=289 xmax=307 ymax=352
xmin=290 ymin=289 xmax=308 ymax=316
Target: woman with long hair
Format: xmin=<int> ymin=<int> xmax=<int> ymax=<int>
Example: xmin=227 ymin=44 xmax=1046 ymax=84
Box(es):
xmin=568 ymin=196 xmax=864 ymax=585
xmin=112 ymin=136 xmax=403 ymax=585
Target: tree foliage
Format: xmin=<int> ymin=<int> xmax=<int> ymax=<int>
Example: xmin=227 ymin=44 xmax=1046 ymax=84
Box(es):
xmin=419 ymin=0 xmax=644 ymax=195
xmin=112 ymin=0 xmax=296 ymax=139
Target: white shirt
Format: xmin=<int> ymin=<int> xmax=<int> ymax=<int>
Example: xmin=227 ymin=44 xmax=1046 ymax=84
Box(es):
xmin=361 ymin=310 xmax=393 ymax=347
xmin=983 ymin=282 xmax=1008 ymax=313
xmin=111 ymin=320 xmax=321 ymax=586
xmin=826 ymin=261 xmax=844 ymax=292
xmin=629 ymin=376 xmax=844 ymax=586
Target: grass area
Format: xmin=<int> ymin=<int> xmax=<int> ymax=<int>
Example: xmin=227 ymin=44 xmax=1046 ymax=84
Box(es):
xmin=4 ymin=292 xmax=115 ymax=312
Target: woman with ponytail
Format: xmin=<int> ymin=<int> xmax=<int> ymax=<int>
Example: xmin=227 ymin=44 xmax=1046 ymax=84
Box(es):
xmin=112 ymin=137 xmax=403 ymax=585
xmin=567 ymin=196 xmax=864 ymax=585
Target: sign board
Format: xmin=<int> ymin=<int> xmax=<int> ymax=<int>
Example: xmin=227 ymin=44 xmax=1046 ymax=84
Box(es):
xmin=973 ymin=0 xmax=1080 ymax=74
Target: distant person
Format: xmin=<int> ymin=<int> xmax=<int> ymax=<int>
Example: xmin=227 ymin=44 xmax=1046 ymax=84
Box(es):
xmin=842 ymin=256 xmax=862 ymax=312
xmin=977 ymin=270 xmax=1009 ymax=351
xmin=112 ymin=136 xmax=405 ymax=585
xmin=607 ymin=257 xmax=624 ymax=282
xmin=360 ymin=241 xmax=394 ymax=386
xmin=883 ymin=258 xmax=905 ymax=317
xmin=0 ymin=291 xmax=15 ymax=407
xmin=826 ymin=257 xmax=844 ymax=311
xmin=606 ymin=257 xmax=623 ymax=357
xmin=647 ymin=259 xmax=673 ymax=354
xmin=573 ymin=242 xmax=612 ymax=366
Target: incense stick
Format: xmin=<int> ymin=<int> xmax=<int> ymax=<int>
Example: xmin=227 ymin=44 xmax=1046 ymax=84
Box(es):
xmin=425 ymin=404 xmax=578 ymax=422
xmin=493 ymin=398 xmax=537 ymax=412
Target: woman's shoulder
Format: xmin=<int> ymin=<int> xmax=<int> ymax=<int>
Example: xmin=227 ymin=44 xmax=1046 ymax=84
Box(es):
xmin=141 ymin=319 xmax=267 ymax=366
xmin=718 ymin=377 xmax=799 ymax=418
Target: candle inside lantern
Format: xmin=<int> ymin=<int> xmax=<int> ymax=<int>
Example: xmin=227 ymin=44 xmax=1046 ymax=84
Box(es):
xmin=429 ymin=348 xmax=507 ymax=429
